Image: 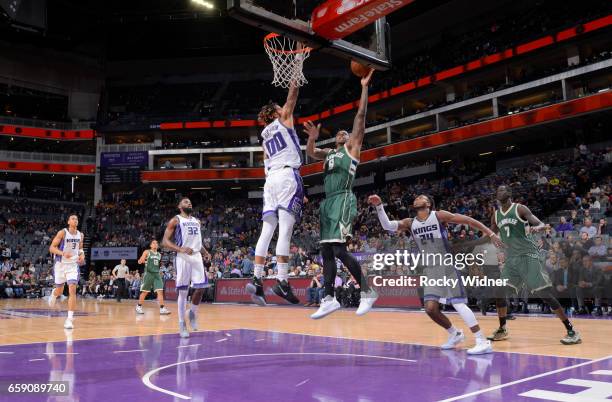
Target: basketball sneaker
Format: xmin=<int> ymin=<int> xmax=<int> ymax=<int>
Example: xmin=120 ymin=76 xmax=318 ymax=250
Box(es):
xmin=467 ymin=339 xmax=493 ymax=355
xmin=561 ymin=330 xmax=582 ymax=345
xmin=159 ymin=307 xmax=171 ymax=315
xmin=441 ymin=330 xmax=465 ymax=350
xmin=310 ymin=295 xmax=341 ymax=319
xmin=246 ymin=277 xmax=266 ymax=306
xmin=272 ymin=280 xmax=300 ymax=304
xmin=179 ymin=321 xmax=189 ymax=338
xmin=188 ymin=309 xmax=198 ymax=331
xmin=356 ymin=288 xmax=378 ymax=316
xmin=63 ymin=318 xmax=74 ymax=330
xmin=487 ymin=327 xmax=509 ymax=341
xmin=135 ymin=305 xmax=144 ymax=314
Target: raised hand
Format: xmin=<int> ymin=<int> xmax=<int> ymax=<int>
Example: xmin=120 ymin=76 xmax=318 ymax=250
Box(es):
xmin=303 ymin=120 xmax=321 ymax=140
xmin=367 ymin=194 xmax=382 ymax=206
xmin=361 ymin=68 xmax=374 ymax=87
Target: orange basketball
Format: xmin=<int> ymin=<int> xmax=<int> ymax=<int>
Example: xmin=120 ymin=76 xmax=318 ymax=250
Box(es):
xmin=350 ymin=60 xmax=370 ymax=77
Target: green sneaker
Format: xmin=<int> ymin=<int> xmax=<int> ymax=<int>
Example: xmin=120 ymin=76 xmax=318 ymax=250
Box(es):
xmin=487 ymin=327 xmax=509 ymax=341
xmin=561 ymin=330 xmax=582 ymax=345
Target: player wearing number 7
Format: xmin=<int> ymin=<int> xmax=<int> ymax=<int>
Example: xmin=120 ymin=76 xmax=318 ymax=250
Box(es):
xmin=163 ymin=197 xmax=211 ymax=338
xmin=488 ymin=185 xmax=581 ymax=345
xmin=245 ymin=71 xmax=305 ymax=306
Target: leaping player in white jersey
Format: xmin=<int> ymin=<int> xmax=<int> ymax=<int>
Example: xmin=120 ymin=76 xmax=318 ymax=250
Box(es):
xmin=48 ymin=214 xmax=85 ymax=330
xmin=245 ymin=76 xmax=304 ymax=306
xmin=369 ymin=194 xmax=504 ymax=355
xmin=163 ymin=197 xmax=211 ymax=338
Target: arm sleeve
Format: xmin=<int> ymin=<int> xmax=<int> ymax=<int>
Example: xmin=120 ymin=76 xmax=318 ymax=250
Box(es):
xmin=375 ymin=204 xmax=399 ymax=232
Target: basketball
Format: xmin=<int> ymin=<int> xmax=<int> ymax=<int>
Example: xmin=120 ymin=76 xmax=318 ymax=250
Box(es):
xmin=351 ymin=60 xmax=370 ymax=77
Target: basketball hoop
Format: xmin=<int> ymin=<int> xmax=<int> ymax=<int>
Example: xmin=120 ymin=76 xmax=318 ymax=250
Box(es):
xmin=263 ymin=33 xmax=311 ymax=88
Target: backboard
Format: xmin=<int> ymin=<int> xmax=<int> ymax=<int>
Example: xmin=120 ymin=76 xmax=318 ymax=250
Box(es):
xmin=227 ymin=0 xmax=393 ymax=70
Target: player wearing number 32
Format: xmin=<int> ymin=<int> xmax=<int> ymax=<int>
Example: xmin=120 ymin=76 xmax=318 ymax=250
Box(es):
xmin=163 ymin=197 xmax=211 ymax=338
xmin=245 ymin=75 xmax=304 ymax=306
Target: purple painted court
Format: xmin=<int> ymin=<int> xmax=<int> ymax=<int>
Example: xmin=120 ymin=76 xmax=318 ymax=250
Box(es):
xmin=0 ymin=328 xmax=611 ymax=401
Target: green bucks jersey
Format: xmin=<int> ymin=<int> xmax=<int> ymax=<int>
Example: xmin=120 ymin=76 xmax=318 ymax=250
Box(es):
xmin=324 ymin=145 xmax=358 ymax=196
xmin=495 ymin=203 xmax=539 ymax=257
xmin=145 ymin=250 xmax=161 ymax=273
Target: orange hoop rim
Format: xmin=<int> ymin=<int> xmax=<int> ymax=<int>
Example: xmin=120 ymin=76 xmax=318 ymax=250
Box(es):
xmin=263 ymin=33 xmax=313 ymax=55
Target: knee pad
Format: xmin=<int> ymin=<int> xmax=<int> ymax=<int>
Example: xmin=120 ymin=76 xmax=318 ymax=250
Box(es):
xmin=452 ymin=302 xmax=478 ymax=328
xmin=275 ymin=209 xmax=295 ymax=257
xmin=255 ymin=214 xmax=278 ymax=257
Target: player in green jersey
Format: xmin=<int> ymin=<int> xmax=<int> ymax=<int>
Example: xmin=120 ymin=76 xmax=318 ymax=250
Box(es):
xmin=304 ymin=68 xmax=378 ymax=320
xmin=489 ymin=185 xmax=580 ymax=345
xmin=136 ymin=240 xmax=170 ymax=315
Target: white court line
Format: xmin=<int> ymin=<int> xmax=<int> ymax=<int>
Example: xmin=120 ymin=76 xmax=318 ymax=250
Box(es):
xmin=142 ymin=352 xmax=417 ymax=400
xmin=44 ymin=352 xmax=79 ymax=355
xmin=215 ymin=338 xmax=228 ymax=343
xmin=177 ymin=344 xmax=201 ymax=349
xmin=591 ymin=370 xmax=612 ymax=375
xmin=437 ymin=354 xmax=612 ymax=402
xmin=0 ymin=351 xmax=14 ymax=354
xmin=295 ymin=379 xmax=310 ymax=387
xmin=113 ymin=349 xmax=147 ymax=353
xmin=29 ymin=358 xmax=45 ymax=362
xmin=254 ymin=339 xmax=265 ymax=342
xmin=225 ymin=333 xmax=232 ymax=337
xmin=238 ymin=327 xmax=590 ymax=361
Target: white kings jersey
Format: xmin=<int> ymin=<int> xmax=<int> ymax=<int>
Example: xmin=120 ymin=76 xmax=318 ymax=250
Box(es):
xmin=410 ymin=211 xmax=451 ymax=257
xmin=261 ymin=118 xmax=302 ymax=172
xmin=175 ymin=215 xmax=202 ymax=254
xmin=56 ymin=228 xmax=82 ymax=264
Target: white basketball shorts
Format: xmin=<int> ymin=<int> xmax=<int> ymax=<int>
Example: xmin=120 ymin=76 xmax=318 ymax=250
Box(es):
xmin=54 ymin=261 xmax=79 ymax=285
xmin=175 ymin=253 xmax=207 ymax=289
xmin=262 ymin=167 xmax=303 ymax=220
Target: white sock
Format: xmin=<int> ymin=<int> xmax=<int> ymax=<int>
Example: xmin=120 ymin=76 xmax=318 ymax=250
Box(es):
xmin=254 ymin=264 xmax=264 ymax=279
xmin=67 ymin=311 xmax=74 ymax=319
xmin=178 ymin=289 xmax=188 ymax=322
xmin=474 ymin=330 xmax=485 ymax=341
xmin=190 ymin=303 xmax=199 ymax=315
xmin=447 ymin=326 xmax=458 ymax=335
xmin=277 ymin=263 xmax=289 ymax=282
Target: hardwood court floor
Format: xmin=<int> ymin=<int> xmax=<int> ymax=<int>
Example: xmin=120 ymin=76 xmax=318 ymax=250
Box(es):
xmin=0 ymin=298 xmax=609 ymax=359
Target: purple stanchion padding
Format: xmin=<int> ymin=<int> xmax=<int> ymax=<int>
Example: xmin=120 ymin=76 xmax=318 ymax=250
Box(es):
xmin=0 ymin=329 xmax=607 ymax=401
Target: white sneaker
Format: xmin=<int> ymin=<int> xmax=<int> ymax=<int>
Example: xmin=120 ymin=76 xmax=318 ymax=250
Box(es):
xmin=441 ymin=330 xmax=465 ymax=350
xmin=63 ymin=319 xmax=74 ymax=329
xmin=467 ymin=339 xmax=493 ymax=355
xmin=159 ymin=307 xmax=171 ymax=315
xmin=48 ymin=295 xmax=56 ymax=307
xmin=135 ymin=305 xmax=144 ymax=314
xmin=356 ymin=289 xmax=378 ymax=316
xmin=310 ymin=296 xmax=341 ymax=320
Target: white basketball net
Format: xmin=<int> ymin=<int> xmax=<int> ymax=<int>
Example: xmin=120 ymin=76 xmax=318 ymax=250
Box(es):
xmin=264 ymin=33 xmax=311 ymax=88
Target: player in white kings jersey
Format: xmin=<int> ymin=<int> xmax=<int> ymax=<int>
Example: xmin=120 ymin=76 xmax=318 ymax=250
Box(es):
xmin=369 ymin=194 xmax=503 ymax=355
xmin=163 ymin=197 xmax=211 ymax=338
xmin=246 ymin=79 xmax=303 ymax=305
xmin=48 ymin=214 xmax=85 ymax=330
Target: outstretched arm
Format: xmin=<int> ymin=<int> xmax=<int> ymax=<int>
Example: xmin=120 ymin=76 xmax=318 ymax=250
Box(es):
xmin=304 ymin=121 xmax=331 ymax=160
xmin=368 ymin=194 xmax=412 ymax=232
xmin=517 ymin=204 xmax=546 ymax=233
xmin=436 ymin=210 xmax=503 ymax=247
xmin=280 ymin=83 xmax=299 ymax=127
xmin=345 ymin=69 xmax=374 ymax=160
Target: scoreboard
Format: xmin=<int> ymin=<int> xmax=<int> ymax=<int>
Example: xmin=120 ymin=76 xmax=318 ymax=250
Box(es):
xmin=100 ymin=152 xmax=148 ymax=184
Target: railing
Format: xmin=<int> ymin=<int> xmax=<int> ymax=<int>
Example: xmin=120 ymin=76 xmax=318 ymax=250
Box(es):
xmin=0 ymin=150 xmax=95 ymax=164
xmin=0 ymin=116 xmax=94 ymax=130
